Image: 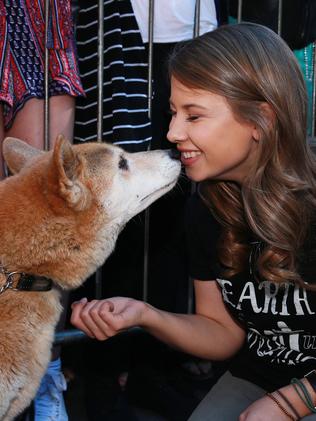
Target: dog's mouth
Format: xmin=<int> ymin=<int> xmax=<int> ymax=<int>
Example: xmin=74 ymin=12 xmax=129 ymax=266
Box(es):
xmin=140 ymin=179 xmax=177 ymax=203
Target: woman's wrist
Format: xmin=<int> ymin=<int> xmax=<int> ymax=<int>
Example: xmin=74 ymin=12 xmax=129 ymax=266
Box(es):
xmin=265 ymin=392 xmax=297 ymax=420
xmin=270 ymin=389 xmax=300 ymax=420
xmin=138 ymin=300 xmax=159 ymax=328
xmin=277 ymin=377 xmax=316 ymax=418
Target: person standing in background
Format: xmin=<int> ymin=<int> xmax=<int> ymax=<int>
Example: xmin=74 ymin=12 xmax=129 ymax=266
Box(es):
xmin=130 ymin=0 xmax=217 ymax=150
xmin=0 ymin=0 xmax=84 ymax=176
xmin=74 ymin=0 xmax=152 ymax=150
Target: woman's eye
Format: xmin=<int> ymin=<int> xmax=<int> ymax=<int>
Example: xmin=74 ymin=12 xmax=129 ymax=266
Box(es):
xmin=186 ymin=115 xmax=199 ymax=122
xmin=118 ymin=156 xmax=129 ymax=171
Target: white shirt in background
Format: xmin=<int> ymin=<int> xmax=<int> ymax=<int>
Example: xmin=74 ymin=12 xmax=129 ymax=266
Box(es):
xmin=130 ymin=0 xmax=218 ymax=43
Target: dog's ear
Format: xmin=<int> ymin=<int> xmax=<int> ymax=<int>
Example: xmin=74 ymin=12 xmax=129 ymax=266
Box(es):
xmin=2 ymin=137 xmax=44 ymax=174
xmin=53 ymin=134 xmax=91 ymax=211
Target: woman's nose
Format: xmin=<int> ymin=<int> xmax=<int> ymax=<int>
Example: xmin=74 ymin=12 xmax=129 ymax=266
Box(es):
xmin=166 ymin=128 xmax=177 ymax=144
xmin=167 ymin=120 xmax=186 ymax=144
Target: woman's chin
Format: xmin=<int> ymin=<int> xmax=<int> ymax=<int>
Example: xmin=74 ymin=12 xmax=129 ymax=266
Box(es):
xmin=185 ymin=169 xmax=206 ymax=183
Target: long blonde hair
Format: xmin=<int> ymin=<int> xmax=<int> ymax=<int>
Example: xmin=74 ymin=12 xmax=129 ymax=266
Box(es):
xmin=169 ymin=23 xmax=316 ymax=286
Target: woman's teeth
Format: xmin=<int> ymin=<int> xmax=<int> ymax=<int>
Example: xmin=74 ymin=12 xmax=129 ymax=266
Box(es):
xmin=182 ymin=151 xmax=201 ymax=159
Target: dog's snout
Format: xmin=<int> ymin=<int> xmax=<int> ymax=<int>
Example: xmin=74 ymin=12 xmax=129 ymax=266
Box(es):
xmin=168 ymin=148 xmax=181 ymax=160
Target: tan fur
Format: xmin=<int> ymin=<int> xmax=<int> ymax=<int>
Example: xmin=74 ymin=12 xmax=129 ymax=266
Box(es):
xmin=0 ymin=135 xmax=180 ymax=420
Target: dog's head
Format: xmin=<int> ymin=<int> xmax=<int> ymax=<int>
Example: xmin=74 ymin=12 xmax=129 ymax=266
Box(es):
xmin=1 ymin=136 xmax=181 ymax=287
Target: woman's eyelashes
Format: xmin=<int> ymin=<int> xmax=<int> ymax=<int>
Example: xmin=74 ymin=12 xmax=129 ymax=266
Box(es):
xmin=186 ymin=115 xmax=200 ymax=122
xmin=168 ymin=109 xmax=200 ymax=122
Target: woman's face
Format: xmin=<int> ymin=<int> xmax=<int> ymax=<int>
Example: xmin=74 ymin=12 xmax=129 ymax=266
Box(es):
xmin=167 ymin=77 xmax=259 ymax=183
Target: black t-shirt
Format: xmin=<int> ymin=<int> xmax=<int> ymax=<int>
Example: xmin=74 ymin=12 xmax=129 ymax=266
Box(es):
xmin=185 ymin=192 xmax=316 ymax=391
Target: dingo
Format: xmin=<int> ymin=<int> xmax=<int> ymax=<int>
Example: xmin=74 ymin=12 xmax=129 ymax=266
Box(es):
xmin=0 ymin=135 xmax=180 ymax=420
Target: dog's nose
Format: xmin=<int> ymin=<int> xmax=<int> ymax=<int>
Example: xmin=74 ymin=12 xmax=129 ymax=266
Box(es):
xmin=168 ymin=148 xmax=181 ymax=160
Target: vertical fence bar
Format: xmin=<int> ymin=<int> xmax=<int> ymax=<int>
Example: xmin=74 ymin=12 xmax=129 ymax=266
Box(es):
xmin=194 ymin=0 xmax=201 ymax=37
xmin=187 ymin=0 xmax=201 ymax=314
xmin=44 ymin=0 xmax=50 ymax=151
xmin=277 ymin=0 xmax=283 ymax=36
xmin=312 ymin=42 xmax=316 ymax=138
xmin=97 ymin=0 xmax=104 ymax=142
xmin=237 ymin=0 xmax=243 ymax=23
xmin=95 ymin=0 xmax=105 ymax=299
xmin=147 ymin=0 xmax=155 ymax=121
xmin=142 ymin=0 xmax=155 ymax=303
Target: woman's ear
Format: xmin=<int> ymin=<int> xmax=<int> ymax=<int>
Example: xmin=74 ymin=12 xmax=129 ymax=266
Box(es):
xmin=252 ymin=126 xmax=260 ymax=141
xmin=253 ymin=102 xmax=276 ymax=141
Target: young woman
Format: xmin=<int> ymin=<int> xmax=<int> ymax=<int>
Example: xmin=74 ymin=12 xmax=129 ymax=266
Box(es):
xmin=71 ymin=23 xmax=316 ymax=420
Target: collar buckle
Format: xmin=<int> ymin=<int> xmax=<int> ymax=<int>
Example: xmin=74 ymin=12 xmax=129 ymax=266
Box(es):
xmin=0 ymin=267 xmax=53 ymax=294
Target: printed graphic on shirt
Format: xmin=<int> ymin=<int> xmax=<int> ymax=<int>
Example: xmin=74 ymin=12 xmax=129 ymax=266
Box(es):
xmin=217 ymin=278 xmax=316 ymax=367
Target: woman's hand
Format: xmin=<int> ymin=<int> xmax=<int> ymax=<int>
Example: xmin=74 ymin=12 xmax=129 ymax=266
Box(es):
xmin=239 ymin=394 xmax=293 ymax=421
xmin=70 ymin=297 xmax=147 ymax=340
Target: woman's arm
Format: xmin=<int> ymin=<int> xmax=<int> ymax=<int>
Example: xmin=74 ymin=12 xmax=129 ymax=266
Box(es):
xmin=142 ymin=280 xmax=246 ymax=360
xmin=71 ymin=280 xmax=246 ymax=360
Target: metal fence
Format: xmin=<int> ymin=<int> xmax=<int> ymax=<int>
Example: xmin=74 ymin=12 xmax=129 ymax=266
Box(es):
xmin=54 ymin=0 xmax=316 ymax=344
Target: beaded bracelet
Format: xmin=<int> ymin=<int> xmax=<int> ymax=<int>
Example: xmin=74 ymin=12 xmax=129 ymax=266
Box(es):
xmin=275 ymin=389 xmax=301 ymax=420
xmin=290 ymin=378 xmax=316 ymax=414
xmin=266 ymin=392 xmax=297 ymax=420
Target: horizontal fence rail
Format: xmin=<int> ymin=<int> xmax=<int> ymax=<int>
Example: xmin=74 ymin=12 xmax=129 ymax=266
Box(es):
xmin=55 ymin=327 xmax=143 ymax=345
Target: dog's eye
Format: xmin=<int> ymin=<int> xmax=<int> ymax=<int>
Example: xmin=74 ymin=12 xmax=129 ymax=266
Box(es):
xmin=118 ymin=156 xmax=129 ymax=171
